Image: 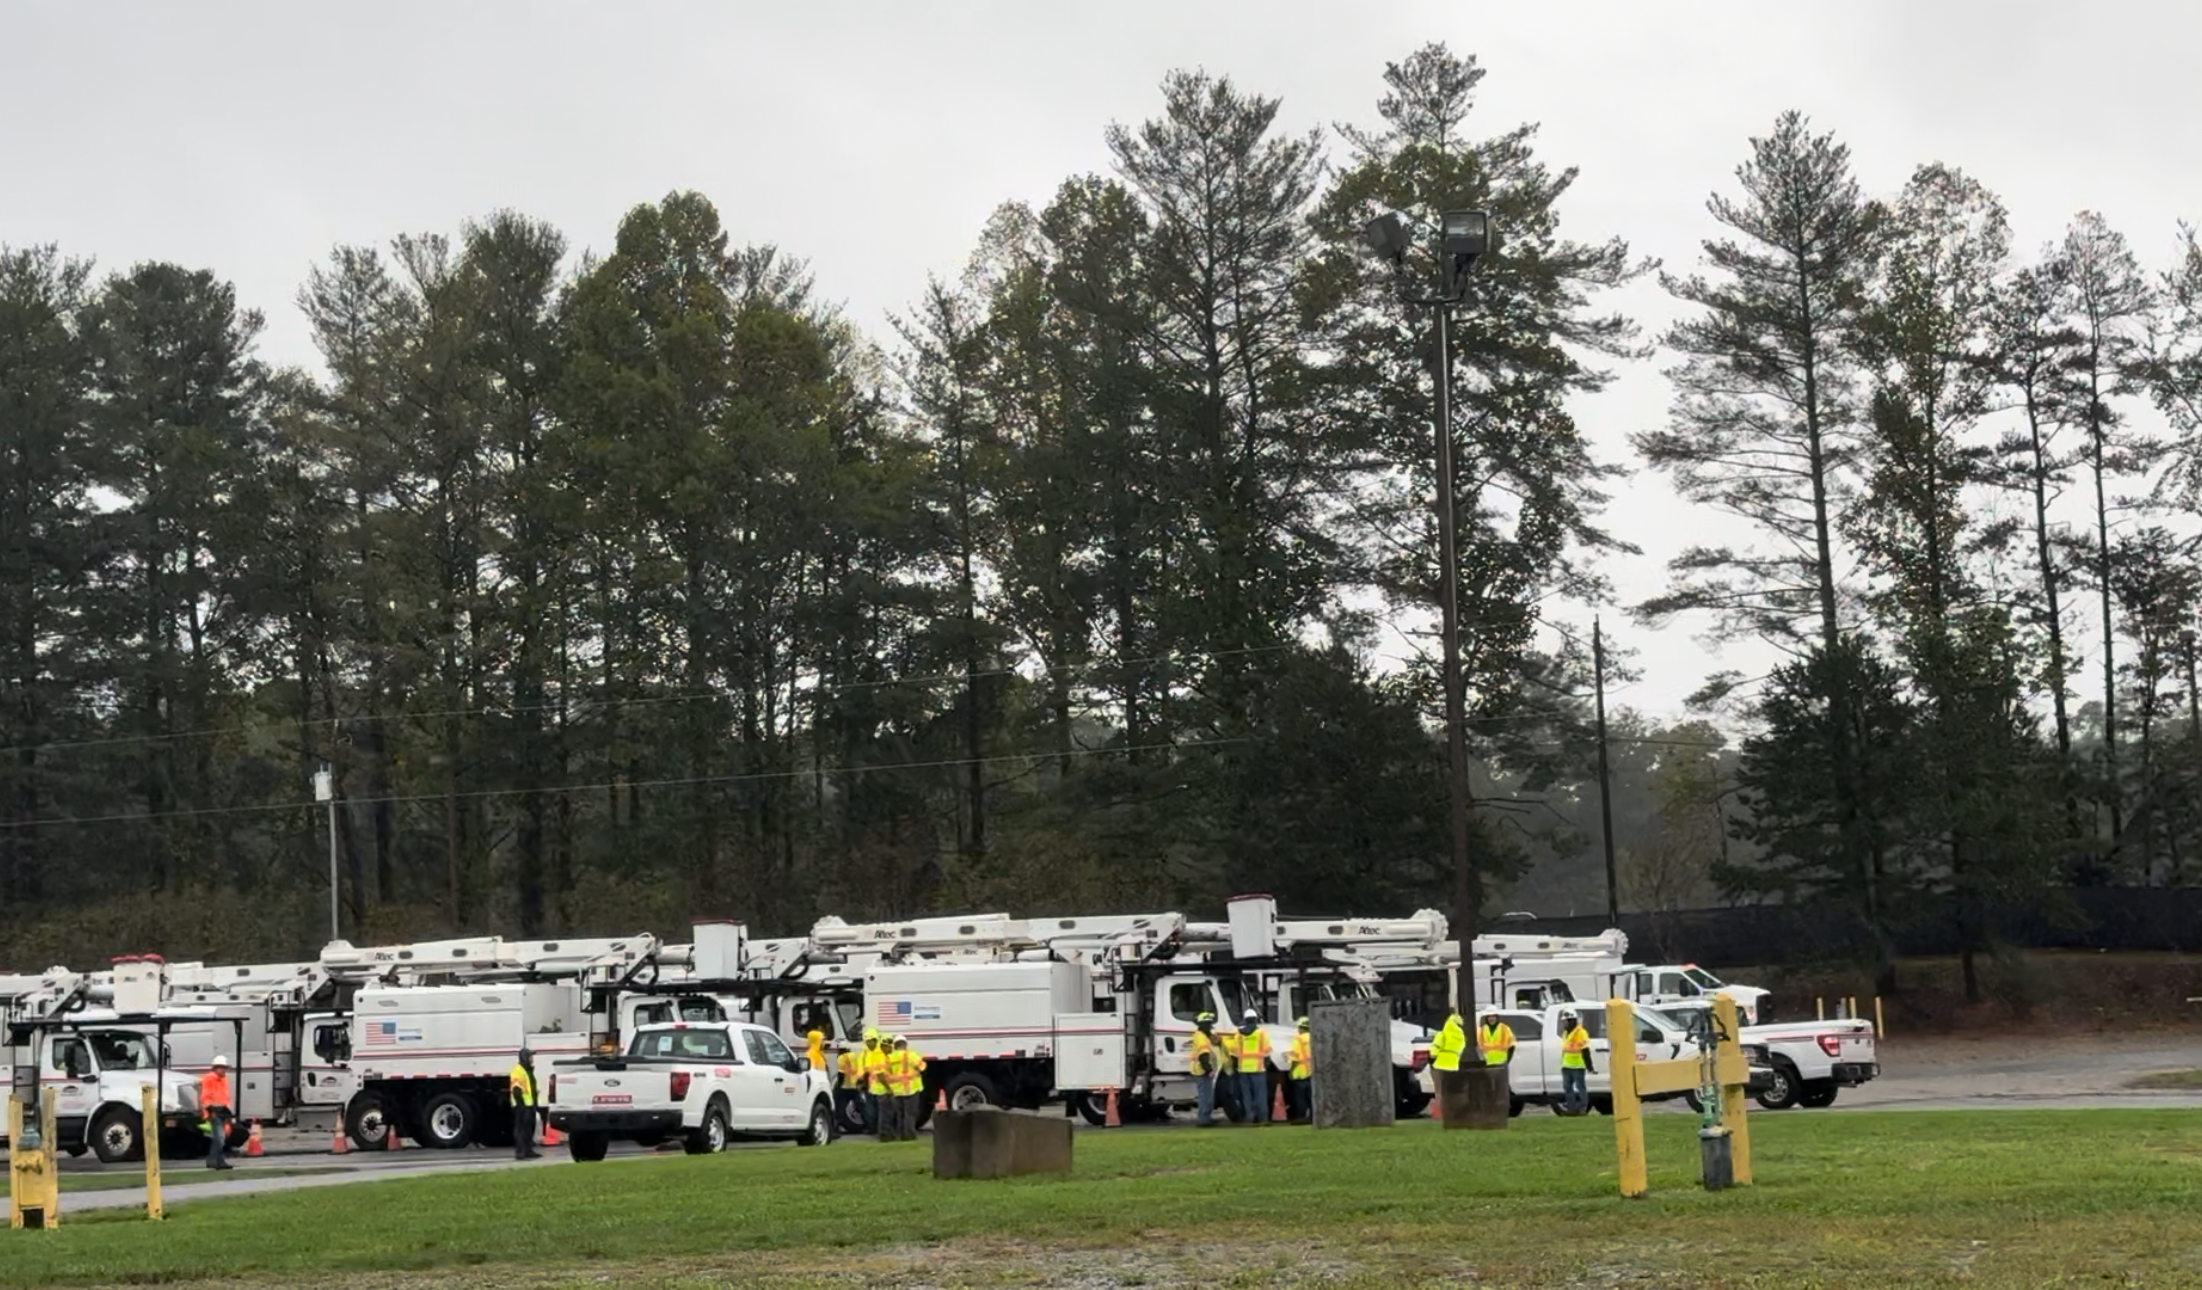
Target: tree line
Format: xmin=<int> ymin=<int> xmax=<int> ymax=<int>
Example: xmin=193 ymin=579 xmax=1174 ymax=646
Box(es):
xmin=4 ymin=46 xmax=2201 ymax=993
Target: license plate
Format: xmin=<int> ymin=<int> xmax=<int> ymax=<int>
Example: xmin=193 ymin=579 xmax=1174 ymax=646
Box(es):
xmin=591 ymin=1094 xmax=632 ymax=1106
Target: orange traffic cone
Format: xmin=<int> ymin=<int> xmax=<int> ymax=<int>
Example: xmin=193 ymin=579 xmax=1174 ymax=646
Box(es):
xmin=385 ymin=1124 xmax=402 ymax=1151
xmin=1271 ymin=1082 xmax=1287 ymax=1123
xmin=245 ymin=1121 xmax=265 ymax=1157
xmin=934 ymin=1085 xmax=948 ymax=1114
xmin=540 ymin=1118 xmax=562 ymax=1148
xmin=1104 ymin=1088 xmax=1122 ymax=1128
xmin=329 ymin=1125 xmax=349 ymax=1155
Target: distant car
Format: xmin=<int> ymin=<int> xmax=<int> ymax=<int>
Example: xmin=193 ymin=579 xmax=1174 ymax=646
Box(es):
xmin=545 ymin=1021 xmax=835 ymax=1161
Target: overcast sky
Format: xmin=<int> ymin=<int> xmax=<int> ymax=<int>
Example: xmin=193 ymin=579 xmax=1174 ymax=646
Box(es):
xmin=5 ymin=0 xmax=2198 ymax=721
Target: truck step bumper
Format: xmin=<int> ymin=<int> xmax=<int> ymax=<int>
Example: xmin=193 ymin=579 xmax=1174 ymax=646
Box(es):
xmin=1832 ymin=1062 xmax=1879 ymax=1085
xmin=547 ymin=1110 xmax=684 ymax=1135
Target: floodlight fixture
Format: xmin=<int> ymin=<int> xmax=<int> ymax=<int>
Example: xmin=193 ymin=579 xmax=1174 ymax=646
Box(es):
xmin=1441 ymin=209 xmax=1494 ymax=291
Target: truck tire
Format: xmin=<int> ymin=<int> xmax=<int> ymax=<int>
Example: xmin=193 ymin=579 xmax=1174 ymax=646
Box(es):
xmin=1798 ymin=1081 xmax=1838 ymax=1109
xmin=1756 ymin=1061 xmax=1800 ymax=1111
xmin=419 ymin=1092 xmax=477 ymax=1149
xmin=1683 ymin=1091 xmax=1704 ymax=1114
xmin=941 ymin=1071 xmax=1000 ymax=1113
xmin=684 ymin=1099 xmax=729 ymax=1154
xmin=1397 ymin=1090 xmax=1434 ymax=1119
xmin=1508 ymin=1095 xmax=1524 ymax=1118
xmin=567 ymin=1130 xmax=610 ymax=1163
xmin=346 ymin=1094 xmax=392 ymax=1151
xmin=89 ymin=1105 xmax=144 ymax=1164
xmin=798 ymin=1099 xmax=834 ymax=1147
xmin=1074 ymin=1092 xmax=1112 ymax=1127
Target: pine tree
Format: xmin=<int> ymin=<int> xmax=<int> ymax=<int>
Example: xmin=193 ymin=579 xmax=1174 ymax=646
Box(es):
xmin=2059 ymin=213 xmax=2155 ymax=857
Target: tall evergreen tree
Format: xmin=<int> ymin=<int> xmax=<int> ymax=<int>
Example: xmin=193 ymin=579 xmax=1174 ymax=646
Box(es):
xmin=1635 ymin=113 xmax=1890 ymax=978
xmin=2059 ymin=213 xmax=2155 ymax=858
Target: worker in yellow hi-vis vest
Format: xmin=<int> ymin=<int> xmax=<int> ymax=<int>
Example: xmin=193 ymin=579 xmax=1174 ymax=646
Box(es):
xmin=860 ymin=1028 xmax=889 ymax=1136
xmin=1190 ymin=1012 xmax=1223 ymax=1127
xmin=1287 ymin=1017 xmax=1313 ymax=1122
xmin=1477 ymin=1011 xmax=1516 ymax=1066
xmin=1233 ymin=1009 xmax=1272 ymax=1124
xmin=1430 ymin=1009 xmax=1467 ymax=1074
xmin=1559 ymin=1011 xmax=1593 ymax=1115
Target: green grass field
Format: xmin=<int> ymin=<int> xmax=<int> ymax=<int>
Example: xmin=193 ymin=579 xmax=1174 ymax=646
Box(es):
xmin=9 ymin=1110 xmax=2202 ymax=1288
xmin=58 ymin=1165 xmax=347 ymax=1194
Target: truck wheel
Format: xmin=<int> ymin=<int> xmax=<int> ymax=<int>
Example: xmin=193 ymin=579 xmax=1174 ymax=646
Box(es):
xmin=1592 ymin=1095 xmax=1614 ymax=1116
xmin=1756 ymin=1062 xmax=1800 ymax=1111
xmin=684 ymin=1100 xmax=729 ymax=1154
xmin=89 ymin=1105 xmax=144 ymax=1164
xmin=1683 ymin=1091 xmax=1704 ymax=1114
xmin=1397 ymin=1091 xmax=1434 ymax=1119
xmin=1798 ymin=1081 xmax=1838 ymax=1109
xmin=942 ymin=1071 xmax=1000 ymax=1113
xmin=567 ymin=1130 xmax=609 ymax=1163
xmin=346 ymin=1094 xmax=392 ymax=1151
xmin=798 ymin=1100 xmax=834 ymax=1147
xmin=1074 ymin=1092 xmax=1111 ymax=1127
xmin=1508 ymin=1095 xmax=1524 ymax=1118
xmin=419 ymin=1092 xmax=477 ymax=1149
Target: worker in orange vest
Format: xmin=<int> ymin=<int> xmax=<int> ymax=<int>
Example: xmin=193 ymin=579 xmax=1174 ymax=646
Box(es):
xmin=199 ymin=1055 xmax=236 ymax=1171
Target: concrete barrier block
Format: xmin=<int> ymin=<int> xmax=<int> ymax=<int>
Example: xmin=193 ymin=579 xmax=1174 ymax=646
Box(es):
xmin=931 ymin=1108 xmax=1072 ymax=1179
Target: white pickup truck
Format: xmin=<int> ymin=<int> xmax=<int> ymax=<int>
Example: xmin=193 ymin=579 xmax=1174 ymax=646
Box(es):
xmin=1643 ymin=1001 xmax=1878 ymax=1109
xmin=545 ymin=1021 xmax=835 ymax=1161
xmin=1495 ymin=1002 xmax=1779 ymax=1116
xmin=1490 ymin=1003 xmax=1699 ymax=1115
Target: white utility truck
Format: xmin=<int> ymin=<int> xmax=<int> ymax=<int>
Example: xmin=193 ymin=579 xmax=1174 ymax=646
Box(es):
xmin=545 ymin=1020 xmax=835 ymax=1160
xmin=1476 ymin=930 xmax=1775 ymax=1023
xmin=1 ymin=962 xmax=212 ymax=1161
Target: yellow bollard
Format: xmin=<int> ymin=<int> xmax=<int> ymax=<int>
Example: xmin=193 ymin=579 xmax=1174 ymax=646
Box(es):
xmin=1816 ymin=997 xmax=1824 ymax=1020
xmin=1607 ymin=995 xmax=1753 ymax=1198
xmin=1875 ymin=996 xmax=1885 ymax=1040
xmin=9 ymin=1088 xmax=62 ymax=1229
xmin=141 ymin=1084 xmax=164 ymax=1221
xmin=1609 ymin=1000 xmax=1647 ymax=1199
xmin=1714 ymin=994 xmax=1752 ymax=1187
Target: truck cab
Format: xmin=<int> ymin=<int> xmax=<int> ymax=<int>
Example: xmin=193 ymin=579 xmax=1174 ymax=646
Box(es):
xmin=0 ymin=1028 xmax=202 ymax=1162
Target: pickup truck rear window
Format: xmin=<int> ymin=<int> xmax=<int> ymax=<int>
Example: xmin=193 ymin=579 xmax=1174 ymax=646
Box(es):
xmin=631 ymin=1031 xmax=737 ymax=1061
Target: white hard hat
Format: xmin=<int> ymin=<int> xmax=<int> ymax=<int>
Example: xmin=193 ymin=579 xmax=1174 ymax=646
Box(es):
xmin=211 ymin=1055 xmax=230 ymax=1068
xmin=1243 ymin=1009 xmax=1259 ymax=1021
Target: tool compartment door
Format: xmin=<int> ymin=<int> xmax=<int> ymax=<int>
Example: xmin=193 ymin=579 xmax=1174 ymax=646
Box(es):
xmin=1052 ymin=1014 xmax=1125 ymax=1090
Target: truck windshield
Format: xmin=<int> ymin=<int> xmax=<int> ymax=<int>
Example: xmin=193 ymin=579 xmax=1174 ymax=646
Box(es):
xmin=87 ymin=1032 xmax=156 ymax=1071
xmin=1213 ymin=979 xmax=1249 ymax=1020
xmin=1683 ymin=967 xmax=1725 ymax=990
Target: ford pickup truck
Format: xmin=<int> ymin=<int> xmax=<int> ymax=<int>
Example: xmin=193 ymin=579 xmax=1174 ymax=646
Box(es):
xmin=1643 ymin=1000 xmax=1878 ymax=1109
xmin=545 ymin=1021 xmax=835 ymax=1161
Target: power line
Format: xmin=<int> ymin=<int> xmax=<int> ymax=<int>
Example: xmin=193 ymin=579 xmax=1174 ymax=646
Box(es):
xmin=0 ymin=735 xmax=1247 ymax=833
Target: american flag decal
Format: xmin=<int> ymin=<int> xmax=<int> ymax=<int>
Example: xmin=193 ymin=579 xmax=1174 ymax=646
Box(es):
xmin=366 ymin=1020 xmax=398 ymax=1046
xmin=877 ymin=1000 xmax=911 ymax=1025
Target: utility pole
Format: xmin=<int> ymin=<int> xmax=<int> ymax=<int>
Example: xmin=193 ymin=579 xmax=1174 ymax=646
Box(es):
xmin=1593 ymin=616 xmax=1620 ymax=927
xmin=1433 ymin=304 xmax=1477 ymax=1014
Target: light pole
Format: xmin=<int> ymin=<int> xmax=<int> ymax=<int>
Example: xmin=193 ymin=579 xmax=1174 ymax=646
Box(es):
xmin=1364 ymin=208 xmax=1495 ymax=1016
xmin=313 ymin=765 xmax=338 ymax=943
